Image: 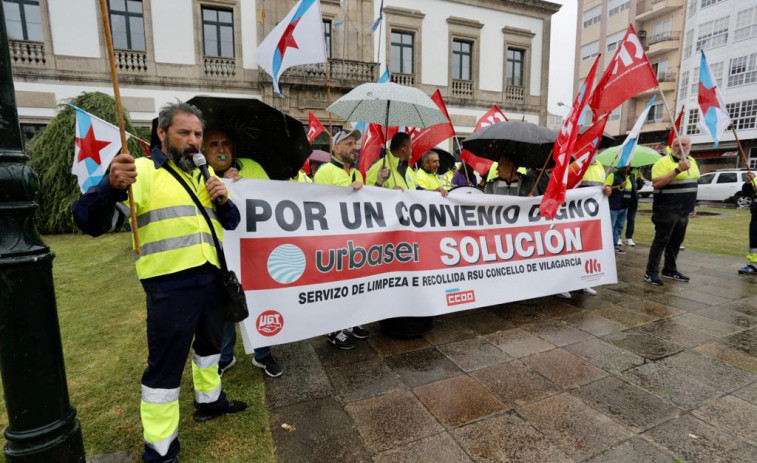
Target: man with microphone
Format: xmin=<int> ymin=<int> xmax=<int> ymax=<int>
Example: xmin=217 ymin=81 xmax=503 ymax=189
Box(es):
xmin=73 ymin=102 xmax=247 ymax=463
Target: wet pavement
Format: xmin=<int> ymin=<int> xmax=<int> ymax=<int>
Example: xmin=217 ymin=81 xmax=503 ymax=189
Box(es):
xmin=262 ymin=245 xmax=757 ymax=462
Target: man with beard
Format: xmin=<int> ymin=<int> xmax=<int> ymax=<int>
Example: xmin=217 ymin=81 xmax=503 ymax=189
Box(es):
xmin=73 ymin=102 xmax=247 ymax=463
xmin=644 ymin=136 xmax=700 ymax=286
xmin=314 ymin=129 xmax=369 ymax=349
xmin=367 ymin=132 xmax=418 ymax=190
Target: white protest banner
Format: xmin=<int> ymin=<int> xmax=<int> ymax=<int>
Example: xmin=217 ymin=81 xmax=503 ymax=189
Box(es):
xmin=223 ymin=181 xmax=617 ymax=352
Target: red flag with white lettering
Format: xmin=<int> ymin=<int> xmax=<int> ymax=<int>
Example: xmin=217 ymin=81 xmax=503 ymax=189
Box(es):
xmin=359 ymin=123 xmax=387 ymax=176
xmin=408 ymin=90 xmax=456 ymax=164
xmin=475 ymin=105 xmax=508 ymax=131
xmin=307 ymin=111 xmax=326 ymax=144
xmin=588 ymin=25 xmax=658 ymax=120
xmin=566 ymin=118 xmax=609 ymax=189
xmin=540 ymin=56 xmax=601 ymax=219
xmin=667 ymin=105 xmax=684 ymax=148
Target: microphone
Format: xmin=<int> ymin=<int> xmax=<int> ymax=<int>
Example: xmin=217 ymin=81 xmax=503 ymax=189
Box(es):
xmin=192 ymin=152 xmax=224 ymax=205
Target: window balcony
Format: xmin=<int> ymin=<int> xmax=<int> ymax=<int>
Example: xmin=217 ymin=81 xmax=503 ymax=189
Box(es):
xmin=115 ymin=49 xmax=147 ymax=73
xmin=270 ymin=59 xmax=378 ymax=89
xmin=505 ymin=85 xmax=525 ymax=104
xmin=8 ymin=40 xmax=46 ymax=66
xmin=204 ymin=56 xmax=236 ymax=78
xmin=390 ymin=73 xmax=415 ymax=86
xmin=645 ymin=31 xmax=681 ymax=58
xmin=451 ymin=79 xmax=473 ymax=98
xmin=636 ymin=0 xmax=684 ymax=22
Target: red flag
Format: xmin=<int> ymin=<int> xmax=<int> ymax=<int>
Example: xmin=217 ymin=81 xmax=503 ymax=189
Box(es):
xmin=589 ymin=25 xmax=658 ymax=120
xmin=667 ymin=105 xmax=685 ymax=148
xmin=460 ymin=150 xmax=494 ymax=176
xmin=474 ymin=105 xmax=508 ymax=131
xmin=307 ymin=111 xmax=326 ymax=144
xmin=540 ymin=57 xmax=601 ymax=219
xmin=408 ymin=90 xmax=455 ymax=164
xmin=566 ymin=118 xmax=609 ymax=189
xmin=359 ymin=124 xmax=386 ymax=176
xmin=137 ymin=138 xmax=151 ymax=156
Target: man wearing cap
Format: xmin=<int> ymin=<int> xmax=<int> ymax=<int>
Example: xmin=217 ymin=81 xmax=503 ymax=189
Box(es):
xmin=202 ymin=128 xmax=282 ymax=379
xmin=416 ymin=151 xmax=449 ymax=197
xmin=367 ymin=132 xmax=418 ymax=190
xmin=313 ymin=129 xmax=369 ymax=349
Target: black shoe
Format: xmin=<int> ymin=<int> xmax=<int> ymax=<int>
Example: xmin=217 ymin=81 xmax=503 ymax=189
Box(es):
xmin=615 ymin=247 xmax=626 ymax=255
xmin=193 ymin=400 xmax=247 ymax=422
xmin=662 ymin=270 xmax=690 ymax=282
xmin=218 ymin=356 xmax=236 ymax=377
xmin=326 ymin=331 xmax=355 ymax=350
xmin=252 ymin=355 xmax=283 ymax=378
xmin=346 ymin=325 xmax=369 ymax=339
xmin=644 ymin=273 xmax=663 ymax=286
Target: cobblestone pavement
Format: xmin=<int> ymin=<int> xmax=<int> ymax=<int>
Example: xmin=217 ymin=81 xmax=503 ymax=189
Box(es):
xmin=262 ymin=246 xmax=757 ymax=462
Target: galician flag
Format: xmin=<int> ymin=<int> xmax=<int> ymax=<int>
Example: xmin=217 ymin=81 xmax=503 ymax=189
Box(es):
xmin=697 ymin=51 xmax=731 ymax=147
xmin=616 ymin=95 xmax=656 ymax=168
xmin=72 ymin=105 xmax=129 ymax=193
xmin=255 ymin=0 xmax=327 ymax=95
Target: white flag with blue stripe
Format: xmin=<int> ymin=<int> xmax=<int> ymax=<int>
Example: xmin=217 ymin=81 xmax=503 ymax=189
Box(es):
xmin=616 ymin=95 xmax=656 ymax=168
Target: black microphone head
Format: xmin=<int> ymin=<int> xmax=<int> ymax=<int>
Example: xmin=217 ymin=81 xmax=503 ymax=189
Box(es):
xmin=192 ymin=152 xmax=207 ymax=168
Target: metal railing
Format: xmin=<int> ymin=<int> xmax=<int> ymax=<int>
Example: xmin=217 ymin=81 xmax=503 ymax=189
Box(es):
xmin=391 ymin=73 xmax=415 ymax=86
xmin=451 ymin=79 xmax=473 ymax=98
xmin=637 ymin=0 xmax=679 ymax=15
xmin=647 ymin=31 xmax=681 ymax=46
xmin=656 ymin=71 xmax=677 ymax=82
xmin=115 ymin=49 xmax=147 ymax=72
xmin=505 ymin=85 xmax=525 ymax=104
xmin=8 ymin=39 xmax=45 ymax=65
xmin=203 ymin=56 xmax=236 ymax=78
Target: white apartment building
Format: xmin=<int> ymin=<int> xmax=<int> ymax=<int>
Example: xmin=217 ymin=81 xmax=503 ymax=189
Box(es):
xmin=5 ymin=0 xmax=560 ymax=150
xmin=676 ymin=0 xmax=757 ymax=169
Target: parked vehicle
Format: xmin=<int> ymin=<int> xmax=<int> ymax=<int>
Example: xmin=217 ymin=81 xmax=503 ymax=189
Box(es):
xmin=639 ymin=180 xmax=653 ymax=198
xmin=696 ymin=169 xmax=752 ymax=208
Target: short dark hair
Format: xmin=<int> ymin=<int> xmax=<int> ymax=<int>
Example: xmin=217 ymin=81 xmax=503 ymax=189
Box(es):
xmin=390 ymin=132 xmax=411 ymax=151
xmin=157 ymin=101 xmax=204 ymax=132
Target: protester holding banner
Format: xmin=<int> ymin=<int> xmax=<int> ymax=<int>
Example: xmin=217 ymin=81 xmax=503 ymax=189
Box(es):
xmin=367 ymin=132 xmax=418 ymax=190
xmin=739 ymin=171 xmax=757 ymax=275
xmin=202 ymin=128 xmax=282 ymax=378
xmin=72 ymin=102 xmax=247 ymax=463
xmin=484 ymin=155 xmax=534 ymax=197
xmin=605 ymin=166 xmax=631 ymax=255
xmin=314 ymin=129 xmax=369 ymax=349
xmin=644 ymin=136 xmax=700 ymax=286
xmin=416 ymin=151 xmax=449 ymax=197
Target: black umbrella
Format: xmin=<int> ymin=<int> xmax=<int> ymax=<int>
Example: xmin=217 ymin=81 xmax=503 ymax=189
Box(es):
xmin=461 ymin=121 xmax=558 ymax=168
xmin=414 ymin=148 xmax=455 ymax=174
xmin=150 ymin=96 xmax=311 ymax=180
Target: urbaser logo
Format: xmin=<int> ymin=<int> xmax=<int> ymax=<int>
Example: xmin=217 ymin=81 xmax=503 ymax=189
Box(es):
xmin=445 ymin=288 xmax=476 ymax=306
xmin=584 ymin=259 xmax=602 ymax=275
xmin=257 ymin=310 xmax=284 ymax=337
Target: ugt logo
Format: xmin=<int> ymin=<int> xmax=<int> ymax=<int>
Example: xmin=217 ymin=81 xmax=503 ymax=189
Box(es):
xmin=585 ymin=259 xmax=602 ymax=275
xmin=257 ymin=310 xmax=284 ymax=337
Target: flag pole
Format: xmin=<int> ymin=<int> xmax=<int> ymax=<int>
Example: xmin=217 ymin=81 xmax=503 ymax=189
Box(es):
xmin=529 ymin=149 xmax=553 ymax=196
xmin=97 ymin=0 xmax=140 ymax=255
xmin=731 ymin=124 xmax=753 ymax=174
xmin=452 ymin=137 xmax=473 ymax=186
xmin=657 ymin=87 xmax=687 ymax=160
xmin=326 ymin=60 xmax=333 ymax=154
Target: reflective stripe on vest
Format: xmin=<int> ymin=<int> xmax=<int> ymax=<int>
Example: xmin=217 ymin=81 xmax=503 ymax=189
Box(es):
xmin=141 ymin=385 xmax=180 ymax=456
xmin=129 ymin=158 xmax=223 ymax=279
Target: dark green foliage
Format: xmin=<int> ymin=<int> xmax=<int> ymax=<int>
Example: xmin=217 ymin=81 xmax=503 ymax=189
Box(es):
xmin=27 ymin=92 xmax=147 ymax=234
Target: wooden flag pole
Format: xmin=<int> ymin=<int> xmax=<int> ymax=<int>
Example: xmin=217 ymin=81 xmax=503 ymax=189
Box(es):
xmin=731 ymin=124 xmax=753 ymax=174
xmin=97 ymin=0 xmax=140 ymax=254
xmin=528 ymin=148 xmax=553 ymax=197
xmin=326 ymin=60 xmax=333 ymax=155
xmin=657 ymin=86 xmax=688 ymax=160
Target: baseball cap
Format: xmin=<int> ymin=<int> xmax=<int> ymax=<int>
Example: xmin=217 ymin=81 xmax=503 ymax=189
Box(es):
xmin=333 ymin=129 xmax=361 ymax=146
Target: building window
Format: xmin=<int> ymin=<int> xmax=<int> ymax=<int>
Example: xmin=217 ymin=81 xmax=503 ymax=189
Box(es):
xmin=3 ymin=0 xmax=43 ymax=41
xmin=646 ymin=101 xmax=664 ymax=123
xmin=202 ymin=7 xmax=234 ymax=58
xmin=390 ymin=31 xmax=414 ymax=74
xmin=691 ymin=67 xmax=700 ymax=96
xmin=580 ymin=41 xmax=599 ymax=62
xmin=701 ymin=0 xmax=725 ymax=8
xmin=651 ymin=19 xmax=672 ymax=43
xmin=696 ymin=16 xmax=729 ymax=52
xmin=727 ymin=99 xmax=757 ymax=129
xmin=609 ymin=107 xmax=621 ymax=121
xmin=323 ymin=20 xmax=332 ymax=59
xmin=688 ymin=0 xmax=697 ymax=18
xmin=108 ymin=0 xmax=145 ymax=51
xmin=734 ymin=7 xmax=757 ymax=42
xmin=684 ymin=29 xmax=694 ymax=59
xmin=582 ymin=6 xmax=600 ymax=28
xmin=686 ymin=109 xmax=701 ymax=135
xmin=679 ymin=71 xmax=689 ymax=98
xmin=506 ymin=48 xmax=524 ymax=87
xmin=728 ymin=53 xmax=757 ymax=87
xmin=606 ymin=30 xmax=625 ymax=53
xmin=608 ymin=0 xmax=629 ymax=17
xmin=452 ymin=39 xmax=472 ymax=81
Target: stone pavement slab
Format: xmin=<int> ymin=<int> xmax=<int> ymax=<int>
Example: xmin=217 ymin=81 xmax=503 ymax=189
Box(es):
xmin=483 ymin=328 xmax=555 ymax=358
xmin=693 ymin=305 xmax=757 ymax=329
xmin=437 ymin=336 xmax=512 ymax=372
xmin=413 ymin=375 xmax=506 ymax=428
xmin=623 ymin=362 xmax=722 ymax=410
xmin=421 ymin=317 xmax=476 ymax=345
xmin=470 ymin=360 xmax=560 ymax=408
xmin=586 ymin=437 xmax=675 ymax=463
xmin=559 ymin=311 xmax=627 ymax=336
xmin=723 ymin=328 xmax=757 ymax=355
xmin=326 ymin=358 xmax=404 ymax=402
xmin=523 ymin=348 xmax=607 ymax=388
xmin=262 ymin=341 xmax=333 ymax=409
xmin=522 ymin=320 xmax=594 ymax=346
xmin=384 ymin=347 xmax=462 ymax=388
xmin=373 ymin=432 xmax=473 ymax=463
xmin=694 ymin=340 xmax=757 ymax=372
xmin=564 ymin=337 xmax=645 ymax=374
xmin=604 ymin=330 xmax=684 ymax=360
xmin=657 ymin=349 xmax=755 ymax=392
xmin=626 ymin=318 xmax=716 ymax=348
xmin=691 ymin=395 xmax=757 ymax=445
xmin=734 ymin=381 xmax=757 ymax=404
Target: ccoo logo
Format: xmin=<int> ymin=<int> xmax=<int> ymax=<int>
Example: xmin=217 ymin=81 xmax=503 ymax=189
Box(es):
xmin=585 ymin=259 xmax=602 ymax=274
xmin=257 ymin=310 xmax=284 ymax=337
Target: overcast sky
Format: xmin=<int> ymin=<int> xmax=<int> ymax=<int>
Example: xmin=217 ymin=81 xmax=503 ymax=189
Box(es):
xmin=547 ymin=0 xmax=577 ymax=115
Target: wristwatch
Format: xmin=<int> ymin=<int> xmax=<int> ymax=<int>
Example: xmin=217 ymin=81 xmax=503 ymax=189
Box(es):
xmin=674 ymin=167 xmax=682 ymax=174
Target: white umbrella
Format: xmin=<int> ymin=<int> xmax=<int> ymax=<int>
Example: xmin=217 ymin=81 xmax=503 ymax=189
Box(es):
xmin=327 ymin=82 xmax=448 ymax=128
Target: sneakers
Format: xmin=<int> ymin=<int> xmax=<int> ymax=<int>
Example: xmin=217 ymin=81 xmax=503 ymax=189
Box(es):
xmin=346 ymin=325 xmax=369 ymax=339
xmin=644 ymin=273 xmax=664 ymax=286
xmin=662 ymin=271 xmax=690 ymax=282
xmin=680 ymin=245 xmax=685 ymax=250
xmin=626 ymin=238 xmax=636 ymax=247
xmin=616 ymin=238 xmax=622 ymax=246
xmin=555 ymin=292 xmax=572 ymax=299
xmin=193 ymin=400 xmax=248 ymax=422
xmin=580 ymin=287 xmax=597 ymax=296
xmin=218 ymin=357 xmax=236 ymax=377
xmin=738 ymin=264 xmax=757 ymax=275
xmin=252 ymin=355 xmax=283 ymax=378
xmin=615 ymin=247 xmax=626 ymax=255
xmin=326 ymin=331 xmax=355 ymax=350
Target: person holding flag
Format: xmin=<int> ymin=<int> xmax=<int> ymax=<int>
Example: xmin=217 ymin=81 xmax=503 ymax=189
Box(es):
xmin=367 ymin=132 xmax=418 ymax=190
xmin=739 ymin=171 xmax=757 ymax=275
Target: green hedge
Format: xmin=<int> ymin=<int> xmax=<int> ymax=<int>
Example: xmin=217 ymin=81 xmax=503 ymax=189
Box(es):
xmin=27 ymin=92 xmax=148 ymax=234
